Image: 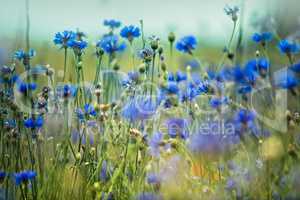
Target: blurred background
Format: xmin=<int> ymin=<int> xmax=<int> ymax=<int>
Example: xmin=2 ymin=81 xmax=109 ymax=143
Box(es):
xmin=0 ymin=0 xmax=299 ymax=110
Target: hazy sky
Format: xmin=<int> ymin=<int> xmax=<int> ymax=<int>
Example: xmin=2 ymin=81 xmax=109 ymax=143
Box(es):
xmin=0 ymin=0 xmax=283 ymax=43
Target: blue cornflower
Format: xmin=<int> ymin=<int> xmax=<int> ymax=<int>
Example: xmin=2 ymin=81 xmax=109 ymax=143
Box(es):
xmin=257 ymin=58 xmax=270 ymax=75
xmin=206 ymin=69 xmax=217 ymax=81
xmin=274 ymin=69 xmax=299 ymax=90
xmin=14 ymin=49 xmax=36 ymax=61
xmin=103 ymin=19 xmax=121 ymax=29
xmin=233 ymin=109 xmax=258 ymax=136
xmin=167 ymin=72 xmax=175 ymax=81
xmin=121 ymin=96 xmax=157 ymax=122
xmin=127 ymin=71 xmax=139 ymax=82
xmin=224 ymin=5 xmax=239 ymax=21
xmin=165 ymin=118 xmax=189 ymax=139
xmin=226 ymin=178 xmax=237 ymax=190
xmin=14 ymin=50 xmax=25 ymax=60
xmin=17 ymin=82 xmax=37 ymax=94
xmin=290 ymin=60 xmax=300 ymax=73
xmin=120 ymin=25 xmax=140 ymax=42
xmin=53 ymin=30 xmax=76 ymax=48
xmin=165 ymin=81 xmax=179 ymax=94
xmin=147 ymin=173 xmax=161 ymax=185
xmin=97 ymin=35 xmax=126 ymax=54
xmin=0 ymin=171 xmax=6 ymax=181
xmin=234 ymin=109 xmax=256 ymax=125
xmin=176 ymin=35 xmax=197 ymax=54
xmin=24 ymin=115 xmax=44 ymax=129
xmin=57 ymin=84 xmax=77 ymax=98
xmin=138 ymin=47 xmax=154 ymax=62
xmin=68 ymin=39 xmax=88 ymax=52
xmin=237 ymin=84 xmax=252 ymax=94
xmin=122 ymin=71 xmax=140 ymax=87
xmin=121 ymin=98 xmax=142 ymax=122
xmin=180 ymin=83 xmax=198 ymax=102
xmin=185 ymin=59 xmax=200 ymax=70
xmin=278 ymin=39 xmax=300 ymax=54
xmin=175 ymin=71 xmax=187 ymax=82
xmin=4 ymin=119 xmax=17 ymax=129
xmin=136 ymin=192 xmax=162 ymax=200
xmin=209 ymin=97 xmax=228 ymax=109
xmin=197 ymin=80 xmax=210 ymax=94
xmin=243 ymin=60 xmax=259 ymax=85
xmin=14 ymin=170 xmax=37 ymax=186
xmin=76 ymin=104 xmax=97 ymax=120
xmin=218 ymin=67 xmax=236 ymax=82
xmin=252 ymin=32 xmax=273 ymax=44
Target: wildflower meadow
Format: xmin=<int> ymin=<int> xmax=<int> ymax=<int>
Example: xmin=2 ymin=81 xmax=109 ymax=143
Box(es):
xmin=0 ymin=0 xmax=300 ymax=199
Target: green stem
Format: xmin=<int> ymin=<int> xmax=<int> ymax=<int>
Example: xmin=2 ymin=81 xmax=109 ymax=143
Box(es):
xmin=150 ymin=53 xmax=156 ymax=99
xmin=94 ymin=56 xmax=102 ymax=86
xmin=63 ymin=48 xmax=68 ymax=82
xmin=140 ymin=20 xmax=146 ymax=49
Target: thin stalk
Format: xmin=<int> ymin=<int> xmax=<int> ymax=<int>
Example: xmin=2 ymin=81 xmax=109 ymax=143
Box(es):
xmin=150 ymin=53 xmax=156 ymax=99
xmin=94 ymin=55 xmax=102 ymax=86
xmin=140 ymin=20 xmax=146 ymax=49
xmin=169 ymin=42 xmax=173 ymax=66
xmin=130 ymin=42 xmax=136 ymax=71
xmin=218 ymin=21 xmax=237 ymax=68
xmin=63 ymin=48 xmax=68 ymax=82
xmin=25 ymin=0 xmax=30 ymax=52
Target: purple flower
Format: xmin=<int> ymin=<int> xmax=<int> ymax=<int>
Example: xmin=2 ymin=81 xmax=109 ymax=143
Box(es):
xmin=148 ymin=132 xmax=163 ymax=157
xmin=100 ymin=160 xmax=109 ymax=182
xmin=189 ymin=134 xmax=234 ymax=155
xmin=147 ymin=173 xmax=160 ymax=185
xmin=226 ymin=178 xmax=236 ymax=190
xmin=122 ymin=96 xmax=158 ymax=122
xmin=165 ymin=118 xmax=189 ymax=139
xmin=188 ymin=121 xmax=239 ymax=155
xmin=233 ymin=109 xmax=258 ymax=136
